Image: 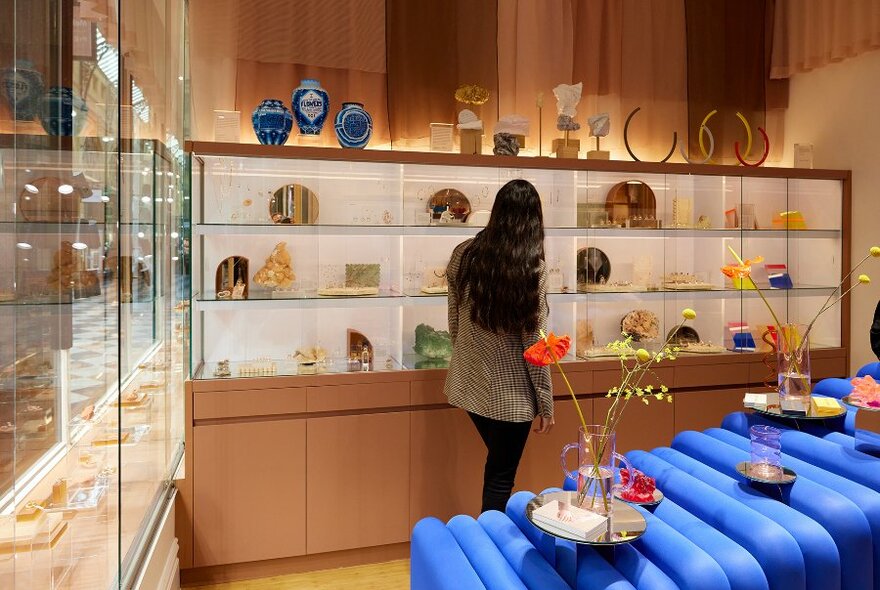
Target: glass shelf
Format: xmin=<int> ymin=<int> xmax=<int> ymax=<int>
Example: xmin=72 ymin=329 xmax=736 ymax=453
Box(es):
xmin=195 ymin=357 xmax=405 ymax=380
xmin=192 ymin=223 xmax=840 ymax=239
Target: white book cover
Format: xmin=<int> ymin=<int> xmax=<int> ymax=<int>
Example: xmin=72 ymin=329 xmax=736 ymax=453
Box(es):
xmin=532 ymin=500 xmax=608 ymax=540
xmin=744 ymin=392 xmax=779 ymax=409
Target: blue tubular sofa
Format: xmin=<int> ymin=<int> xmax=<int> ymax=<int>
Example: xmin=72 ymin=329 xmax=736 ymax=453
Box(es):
xmin=412 ymin=402 xmax=880 ymax=590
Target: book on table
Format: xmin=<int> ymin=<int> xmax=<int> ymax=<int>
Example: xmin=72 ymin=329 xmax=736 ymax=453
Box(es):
xmin=532 ymin=500 xmax=608 ymax=541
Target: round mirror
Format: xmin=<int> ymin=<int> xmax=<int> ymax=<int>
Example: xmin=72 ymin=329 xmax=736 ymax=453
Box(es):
xmin=270 ymin=184 xmax=319 ymax=224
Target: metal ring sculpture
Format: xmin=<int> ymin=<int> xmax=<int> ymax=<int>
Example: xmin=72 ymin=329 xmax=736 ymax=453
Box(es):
xmin=680 ymin=124 xmax=715 ymax=164
xmin=734 ymin=112 xmax=769 ymax=167
xmin=623 ymin=107 xmax=677 ymax=163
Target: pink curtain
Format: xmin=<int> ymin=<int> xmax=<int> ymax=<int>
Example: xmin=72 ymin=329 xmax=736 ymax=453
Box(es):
xmin=498 ymin=0 xmax=688 ymax=160
xmin=771 ymin=0 xmax=880 ymax=78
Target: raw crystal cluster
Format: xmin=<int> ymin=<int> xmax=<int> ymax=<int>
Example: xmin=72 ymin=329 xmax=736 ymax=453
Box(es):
xmin=413 ymin=323 xmax=452 ymax=359
xmin=457 ymin=109 xmax=482 ymax=130
xmin=493 ymin=133 xmax=519 ymax=156
xmin=587 ymin=112 xmax=610 ymax=137
xmin=253 ymin=241 xmax=295 ymax=289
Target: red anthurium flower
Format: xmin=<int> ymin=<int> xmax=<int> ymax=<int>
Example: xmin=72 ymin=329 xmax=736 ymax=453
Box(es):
xmin=524 ymin=332 xmax=571 ymax=367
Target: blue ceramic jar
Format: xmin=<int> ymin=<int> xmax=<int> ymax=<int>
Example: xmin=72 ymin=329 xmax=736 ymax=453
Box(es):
xmin=252 ymin=99 xmax=293 ymax=145
xmin=2 ymin=60 xmax=44 ymax=121
xmin=334 ymin=102 xmax=372 ymax=149
xmin=39 ymin=86 xmax=88 ymax=136
xmin=291 ymin=79 xmax=329 ymax=136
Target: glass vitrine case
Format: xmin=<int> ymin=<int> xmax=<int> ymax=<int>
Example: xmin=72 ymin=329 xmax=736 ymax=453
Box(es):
xmin=187 ymin=145 xmax=846 ymax=381
xmin=0 ymin=0 xmax=187 ymax=586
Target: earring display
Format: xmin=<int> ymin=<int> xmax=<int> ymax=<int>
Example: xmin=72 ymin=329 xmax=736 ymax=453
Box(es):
xmin=421 ymin=267 xmax=448 ymax=294
xmin=576 ymin=247 xmax=611 ymax=290
xmin=428 ymin=189 xmax=470 ymax=223
xmin=605 ymin=181 xmax=658 ymax=228
xmin=318 ymin=263 xmax=381 ymax=296
xmin=348 ymin=329 xmax=373 ymax=371
xmin=662 ymin=272 xmax=715 ymax=290
xmin=215 ymin=256 xmax=248 ymax=299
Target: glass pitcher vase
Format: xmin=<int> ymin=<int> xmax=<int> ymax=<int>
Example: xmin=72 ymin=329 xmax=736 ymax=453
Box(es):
xmin=560 ymin=425 xmax=634 ymax=516
xmin=777 ymin=323 xmax=811 ymax=411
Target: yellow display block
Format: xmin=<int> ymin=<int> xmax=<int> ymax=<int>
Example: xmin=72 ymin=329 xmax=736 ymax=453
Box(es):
xmin=732 ymin=277 xmax=757 ymax=290
xmin=811 ymin=396 xmax=843 ymax=416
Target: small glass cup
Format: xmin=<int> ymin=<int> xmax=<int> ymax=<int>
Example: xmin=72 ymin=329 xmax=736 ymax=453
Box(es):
xmin=749 ymin=424 xmax=783 ymax=479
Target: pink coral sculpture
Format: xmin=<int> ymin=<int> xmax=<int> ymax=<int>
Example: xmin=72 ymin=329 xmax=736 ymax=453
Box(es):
xmin=850 ymin=375 xmax=880 ymax=408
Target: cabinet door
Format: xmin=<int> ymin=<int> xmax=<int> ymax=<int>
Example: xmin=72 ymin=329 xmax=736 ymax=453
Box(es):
xmin=192 ymin=419 xmax=306 ymax=566
xmin=673 ymin=388 xmax=747 ymax=435
xmin=410 ymin=408 xmax=483 ymax=525
xmin=307 ymin=412 xmax=410 ymax=554
xmin=516 ymin=399 xmax=594 ymax=494
xmin=593 ymin=395 xmax=673 ymax=455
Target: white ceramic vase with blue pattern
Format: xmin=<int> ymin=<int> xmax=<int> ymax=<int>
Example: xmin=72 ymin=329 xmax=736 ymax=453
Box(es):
xmin=291 ymin=79 xmax=329 ymax=136
xmin=2 ymin=60 xmax=44 ymax=121
xmin=334 ymin=102 xmax=372 ymax=149
xmin=252 ymin=99 xmax=293 ymax=145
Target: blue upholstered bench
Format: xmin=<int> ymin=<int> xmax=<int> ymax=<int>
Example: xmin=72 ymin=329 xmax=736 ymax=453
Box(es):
xmin=412 ymin=392 xmax=880 ymax=590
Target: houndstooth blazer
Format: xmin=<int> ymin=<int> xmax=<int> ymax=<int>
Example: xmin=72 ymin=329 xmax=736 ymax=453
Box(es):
xmin=443 ymin=239 xmax=553 ymax=423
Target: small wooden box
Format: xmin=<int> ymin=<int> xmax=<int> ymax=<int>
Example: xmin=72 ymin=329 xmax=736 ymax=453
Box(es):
xmin=552 ymin=138 xmax=580 ymax=159
xmin=587 ymin=149 xmax=610 ymax=160
xmin=459 ymin=129 xmax=483 ymax=155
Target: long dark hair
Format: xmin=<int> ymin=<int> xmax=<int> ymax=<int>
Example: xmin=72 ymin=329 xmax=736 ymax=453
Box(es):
xmin=458 ymin=179 xmax=545 ymax=333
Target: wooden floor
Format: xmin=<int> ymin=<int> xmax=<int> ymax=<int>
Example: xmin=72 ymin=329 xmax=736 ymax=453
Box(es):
xmin=188 ymin=560 xmax=410 ymax=589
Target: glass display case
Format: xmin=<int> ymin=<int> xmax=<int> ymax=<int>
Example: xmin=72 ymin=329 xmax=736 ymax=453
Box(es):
xmin=0 ymin=0 xmax=187 ymax=587
xmin=187 ymin=145 xmax=847 ymax=380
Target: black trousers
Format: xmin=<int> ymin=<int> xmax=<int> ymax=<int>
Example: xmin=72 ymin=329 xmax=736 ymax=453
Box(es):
xmin=468 ymin=412 xmax=533 ymax=513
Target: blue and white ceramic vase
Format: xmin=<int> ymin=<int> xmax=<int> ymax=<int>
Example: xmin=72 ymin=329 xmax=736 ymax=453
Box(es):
xmin=334 ymin=102 xmax=372 ymax=149
xmin=38 ymin=86 xmax=88 ymax=136
xmin=252 ymin=99 xmax=293 ymax=145
xmin=291 ymin=79 xmax=329 ymax=136
xmin=2 ymin=60 xmax=44 ymax=121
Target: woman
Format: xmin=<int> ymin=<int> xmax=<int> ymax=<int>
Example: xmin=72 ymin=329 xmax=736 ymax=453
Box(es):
xmin=444 ymin=178 xmax=554 ymax=514
xmin=871 ymin=299 xmax=880 ymax=360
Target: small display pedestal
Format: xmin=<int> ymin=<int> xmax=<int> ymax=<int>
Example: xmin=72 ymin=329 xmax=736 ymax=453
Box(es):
xmin=842 ymin=395 xmax=880 ymax=456
xmin=459 ymin=129 xmax=483 ymax=155
xmin=526 ymin=490 xmax=646 ymax=545
xmin=552 ymin=138 xmax=580 ymax=159
xmin=735 ymin=461 xmax=797 ymax=484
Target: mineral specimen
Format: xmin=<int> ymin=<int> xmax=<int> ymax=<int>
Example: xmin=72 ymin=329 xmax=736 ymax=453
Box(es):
xmin=493 ymin=132 xmax=520 ymax=156
xmin=413 ymin=323 xmax=453 ymax=359
xmin=253 ymin=241 xmax=295 ymax=289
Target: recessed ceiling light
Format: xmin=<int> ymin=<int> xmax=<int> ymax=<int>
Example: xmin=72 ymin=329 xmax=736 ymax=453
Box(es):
xmin=16 ymin=242 xmax=32 ymax=250
xmin=172 ymin=256 xmax=179 ymax=261
xmin=166 ymin=198 xmax=174 ymax=203
xmin=137 ymin=232 xmax=145 ymax=238
xmin=101 ymin=195 xmax=111 ymax=202
xmin=24 ymin=183 xmax=38 ymax=194
xmin=57 ymin=184 xmax=74 ymax=195
xmin=170 ymin=232 xmax=179 ymax=239
xmin=71 ymin=242 xmax=88 ymax=250
xmin=141 ymin=196 xmax=151 ymax=204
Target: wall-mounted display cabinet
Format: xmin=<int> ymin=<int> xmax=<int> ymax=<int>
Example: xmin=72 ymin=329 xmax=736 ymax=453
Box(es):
xmin=187 ymin=143 xmax=849 ymax=379
xmin=178 ymin=143 xmax=850 ymax=577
